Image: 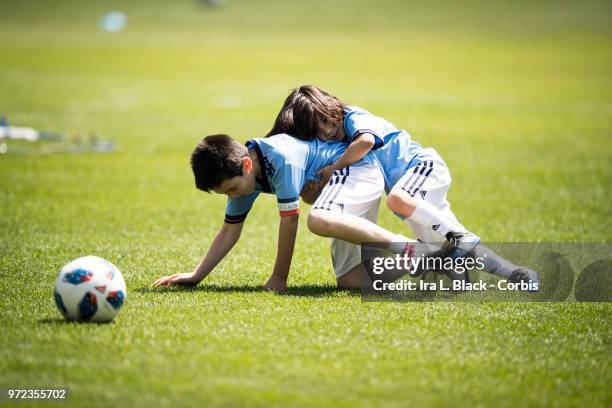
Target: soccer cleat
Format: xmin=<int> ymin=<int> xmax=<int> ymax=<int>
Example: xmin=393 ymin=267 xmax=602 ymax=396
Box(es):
xmin=508 ymin=267 xmax=540 ymax=292
xmin=445 ymin=231 xmax=481 ymax=259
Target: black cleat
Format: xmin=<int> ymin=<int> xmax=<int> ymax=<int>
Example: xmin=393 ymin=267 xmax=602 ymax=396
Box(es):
xmin=508 ymin=267 xmax=540 ymax=292
xmin=445 ymin=231 xmax=480 ymax=259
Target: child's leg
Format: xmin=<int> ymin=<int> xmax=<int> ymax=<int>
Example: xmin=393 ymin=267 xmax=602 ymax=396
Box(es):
xmin=387 ymin=150 xmax=532 ymax=280
xmin=406 ymin=192 xmax=528 ymax=279
xmin=388 ymin=188 xmax=469 ymax=240
xmin=308 ymin=165 xmax=412 ymax=254
xmin=307 ymin=164 xmax=419 ymax=286
xmin=386 ymin=152 xmax=480 ymax=261
xmin=386 ymin=154 xmax=469 ymax=241
xmin=308 ymin=209 xmax=399 ymax=244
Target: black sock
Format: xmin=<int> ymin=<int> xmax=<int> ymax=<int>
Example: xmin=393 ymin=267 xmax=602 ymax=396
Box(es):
xmin=473 ymin=245 xmax=517 ymax=278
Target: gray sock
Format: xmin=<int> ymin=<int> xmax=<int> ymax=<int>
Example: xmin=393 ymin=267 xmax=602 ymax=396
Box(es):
xmin=473 ymin=245 xmax=517 ymax=278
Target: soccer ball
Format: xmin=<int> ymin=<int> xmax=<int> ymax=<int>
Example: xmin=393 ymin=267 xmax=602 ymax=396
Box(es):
xmin=54 ymin=256 xmax=127 ymax=323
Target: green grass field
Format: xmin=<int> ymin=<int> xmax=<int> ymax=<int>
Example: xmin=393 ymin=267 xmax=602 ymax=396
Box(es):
xmin=1 ymin=0 xmax=611 ymax=406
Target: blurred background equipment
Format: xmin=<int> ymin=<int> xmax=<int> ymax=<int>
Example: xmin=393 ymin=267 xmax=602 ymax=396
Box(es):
xmin=0 ymin=116 xmax=115 ymax=154
xmin=199 ymin=0 xmax=225 ymax=7
xmin=99 ymin=11 xmax=127 ymax=32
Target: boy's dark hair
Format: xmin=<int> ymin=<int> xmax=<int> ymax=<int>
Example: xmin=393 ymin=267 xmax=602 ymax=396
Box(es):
xmin=190 ymin=134 xmax=248 ymax=192
xmin=266 ymin=85 xmax=346 ymax=140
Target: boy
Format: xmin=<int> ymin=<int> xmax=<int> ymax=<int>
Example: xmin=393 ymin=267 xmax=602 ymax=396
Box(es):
xmin=153 ymin=134 xmax=425 ymax=292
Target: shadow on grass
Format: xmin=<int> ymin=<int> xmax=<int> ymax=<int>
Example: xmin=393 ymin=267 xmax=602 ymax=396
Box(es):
xmin=136 ymin=283 xmax=358 ymax=298
xmin=38 ymin=317 xmax=72 ymax=325
xmin=38 ymin=317 xmax=114 ymax=325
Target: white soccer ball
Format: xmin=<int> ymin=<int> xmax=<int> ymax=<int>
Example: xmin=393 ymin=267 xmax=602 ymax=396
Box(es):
xmin=54 ymin=256 xmax=127 ymax=323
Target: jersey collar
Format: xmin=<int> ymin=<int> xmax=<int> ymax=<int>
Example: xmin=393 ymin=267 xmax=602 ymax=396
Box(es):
xmin=246 ymin=140 xmax=272 ymax=193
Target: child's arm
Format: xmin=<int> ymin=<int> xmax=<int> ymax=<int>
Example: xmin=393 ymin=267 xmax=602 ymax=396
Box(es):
xmin=153 ymin=221 xmax=244 ymax=287
xmin=265 ymin=213 xmax=299 ymax=292
xmin=317 ymin=133 xmax=376 ymax=185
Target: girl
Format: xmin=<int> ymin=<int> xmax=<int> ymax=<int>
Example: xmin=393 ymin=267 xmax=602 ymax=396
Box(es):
xmin=267 ymin=85 xmax=538 ymax=284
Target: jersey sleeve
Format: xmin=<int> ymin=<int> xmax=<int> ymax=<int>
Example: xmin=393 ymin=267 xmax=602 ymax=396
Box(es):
xmin=272 ymin=163 xmax=304 ymax=217
xmin=343 ymin=109 xmax=385 ymax=149
xmin=224 ymin=192 xmax=259 ymax=224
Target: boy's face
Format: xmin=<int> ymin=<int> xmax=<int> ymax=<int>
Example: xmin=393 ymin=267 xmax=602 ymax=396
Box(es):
xmin=213 ymin=157 xmax=256 ymax=199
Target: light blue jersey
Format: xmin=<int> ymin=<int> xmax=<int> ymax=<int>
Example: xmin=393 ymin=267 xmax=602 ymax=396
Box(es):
xmin=343 ymin=106 xmax=424 ymax=193
xmin=225 ymin=133 xmax=375 ymax=223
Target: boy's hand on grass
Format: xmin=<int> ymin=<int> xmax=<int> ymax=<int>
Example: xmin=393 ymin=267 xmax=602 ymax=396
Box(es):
xmin=316 ymin=165 xmax=334 ymax=187
xmin=153 ymin=272 xmax=201 ymax=288
xmin=265 ymin=275 xmax=287 ymax=293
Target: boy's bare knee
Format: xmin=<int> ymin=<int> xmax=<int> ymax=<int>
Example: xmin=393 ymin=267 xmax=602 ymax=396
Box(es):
xmin=387 ymin=189 xmax=417 ymax=216
xmin=386 ymin=191 xmax=403 ymax=212
xmin=307 ymin=209 xmax=332 ymax=236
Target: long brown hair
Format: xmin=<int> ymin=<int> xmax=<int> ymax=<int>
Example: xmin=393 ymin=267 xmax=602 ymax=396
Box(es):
xmin=266 ymin=85 xmax=345 ymax=140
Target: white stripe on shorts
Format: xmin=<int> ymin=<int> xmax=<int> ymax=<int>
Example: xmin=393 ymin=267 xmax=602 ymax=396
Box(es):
xmin=401 ymin=160 xmax=433 ymax=197
xmin=313 ymin=167 xmax=350 ymax=210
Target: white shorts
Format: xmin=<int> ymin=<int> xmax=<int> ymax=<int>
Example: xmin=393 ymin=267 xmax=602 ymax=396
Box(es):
xmin=312 ymin=163 xmax=384 ymax=278
xmin=393 ymin=148 xmax=465 ymax=243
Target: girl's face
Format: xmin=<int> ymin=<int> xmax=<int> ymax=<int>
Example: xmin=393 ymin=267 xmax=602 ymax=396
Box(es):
xmin=317 ymin=119 xmax=344 ymax=142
